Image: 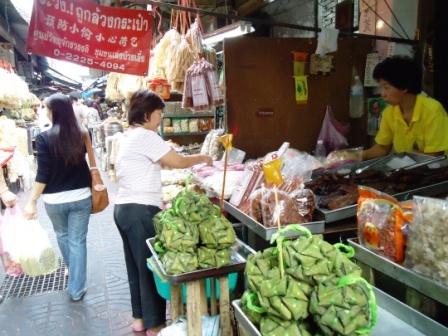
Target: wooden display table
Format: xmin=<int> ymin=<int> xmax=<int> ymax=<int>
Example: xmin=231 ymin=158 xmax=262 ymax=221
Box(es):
xmin=147 ymin=238 xmax=255 ymax=336
xmin=169 ymin=276 xmax=232 ymax=336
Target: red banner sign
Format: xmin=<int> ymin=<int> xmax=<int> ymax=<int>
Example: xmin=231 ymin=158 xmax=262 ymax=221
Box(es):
xmin=27 ymin=0 xmax=152 ymax=76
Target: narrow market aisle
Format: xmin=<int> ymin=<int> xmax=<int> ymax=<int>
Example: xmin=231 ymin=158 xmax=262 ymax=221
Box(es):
xmin=0 ymin=154 xmax=145 ymax=336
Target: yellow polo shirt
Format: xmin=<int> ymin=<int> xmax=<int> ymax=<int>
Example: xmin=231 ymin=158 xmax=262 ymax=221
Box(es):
xmin=375 ymin=94 xmax=448 ymax=154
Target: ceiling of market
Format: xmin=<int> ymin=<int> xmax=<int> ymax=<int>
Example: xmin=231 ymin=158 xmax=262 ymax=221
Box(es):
xmin=0 ymin=0 xmax=279 ymax=58
xmin=0 ymin=0 xmax=281 ymax=92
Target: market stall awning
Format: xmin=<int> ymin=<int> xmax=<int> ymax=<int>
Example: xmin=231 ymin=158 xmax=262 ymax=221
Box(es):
xmin=36 ymin=56 xmax=82 ymax=90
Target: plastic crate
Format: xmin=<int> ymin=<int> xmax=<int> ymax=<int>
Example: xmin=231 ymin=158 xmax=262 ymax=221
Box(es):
xmin=147 ymin=258 xmax=238 ymax=302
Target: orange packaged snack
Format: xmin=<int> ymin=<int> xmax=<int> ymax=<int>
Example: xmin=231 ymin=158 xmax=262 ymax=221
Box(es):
xmin=400 ymin=200 xmax=413 ymax=247
xmin=357 ymin=186 xmax=406 ymax=264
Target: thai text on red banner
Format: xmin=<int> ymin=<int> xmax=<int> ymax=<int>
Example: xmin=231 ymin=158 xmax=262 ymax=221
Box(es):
xmin=27 ymin=0 xmax=152 ymax=76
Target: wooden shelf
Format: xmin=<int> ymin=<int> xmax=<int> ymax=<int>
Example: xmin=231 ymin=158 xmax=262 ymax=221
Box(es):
xmin=164 ymin=114 xmax=214 ymax=118
xmin=164 ymin=132 xmax=209 ymax=136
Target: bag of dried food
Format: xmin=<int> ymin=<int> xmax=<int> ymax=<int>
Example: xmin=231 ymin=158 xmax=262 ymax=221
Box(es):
xmin=0 ymin=206 xmax=25 ymax=276
xmin=19 ymin=219 xmax=59 ymax=277
xmin=405 ymin=196 xmax=448 ymax=286
xmin=357 ymin=186 xmax=407 ymax=263
xmin=324 ymin=146 xmax=363 ymax=169
xmin=260 ymin=189 xmax=306 ymax=228
xmin=199 ymin=129 xmax=225 ymax=160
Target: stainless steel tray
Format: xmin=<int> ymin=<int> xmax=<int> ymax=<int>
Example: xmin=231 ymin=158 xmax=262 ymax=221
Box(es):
xmin=315 ymin=179 xmax=448 ymax=222
xmin=233 ymin=286 xmax=448 ymax=336
xmin=312 ymin=152 xmax=433 ymax=178
xmin=350 ymin=152 xmax=433 ymax=173
xmin=311 ymin=156 xmax=382 ymax=178
xmin=223 ymin=201 xmax=325 ymax=241
xmin=348 ymin=238 xmax=448 ymax=305
xmin=146 ymin=237 xmax=255 ymax=284
xmin=313 ymin=152 xmax=448 ymax=223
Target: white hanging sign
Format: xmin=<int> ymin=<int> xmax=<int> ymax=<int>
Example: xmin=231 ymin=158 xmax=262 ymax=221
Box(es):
xmin=359 ymin=0 xmax=376 ymax=35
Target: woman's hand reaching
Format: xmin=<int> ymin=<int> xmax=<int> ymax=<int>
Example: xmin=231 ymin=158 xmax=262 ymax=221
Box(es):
xmin=202 ymin=155 xmax=213 ymax=166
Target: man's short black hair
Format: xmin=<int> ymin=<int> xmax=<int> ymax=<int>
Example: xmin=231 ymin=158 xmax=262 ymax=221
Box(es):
xmin=85 ymin=99 xmax=94 ymax=108
xmin=373 ymin=55 xmax=422 ymax=94
xmin=68 ymin=91 xmax=82 ymax=103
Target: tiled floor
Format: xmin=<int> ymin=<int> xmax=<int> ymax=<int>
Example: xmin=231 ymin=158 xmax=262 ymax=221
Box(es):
xmin=0 ymin=159 xmax=146 ymax=335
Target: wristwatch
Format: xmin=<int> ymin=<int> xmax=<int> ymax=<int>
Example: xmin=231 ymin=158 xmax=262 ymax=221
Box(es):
xmin=31 ymin=196 xmax=39 ymax=202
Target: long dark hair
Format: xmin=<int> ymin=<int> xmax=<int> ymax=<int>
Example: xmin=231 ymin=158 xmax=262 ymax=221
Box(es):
xmin=128 ymin=90 xmax=165 ymax=126
xmin=45 ymin=93 xmax=86 ymax=165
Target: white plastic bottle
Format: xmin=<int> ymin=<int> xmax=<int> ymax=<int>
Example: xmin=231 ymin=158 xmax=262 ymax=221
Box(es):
xmin=315 ymin=140 xmax=326 ymax=164
xmin=349 ymin=75 xmax=364 ymax=118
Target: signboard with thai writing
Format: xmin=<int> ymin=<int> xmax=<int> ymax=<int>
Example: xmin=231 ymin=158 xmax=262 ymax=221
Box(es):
xmin=27 ymin=0 xmax=152 ymax=76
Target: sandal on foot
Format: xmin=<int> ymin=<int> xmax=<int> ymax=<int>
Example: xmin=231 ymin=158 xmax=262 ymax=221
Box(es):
xmin=146 ymin=324 xmax=166 ymax=336
xmin=132 ymin=325 xmax=145 ymax=332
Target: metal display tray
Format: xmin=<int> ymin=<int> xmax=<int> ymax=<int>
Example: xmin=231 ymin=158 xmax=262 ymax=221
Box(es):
xmin=315 ymin=152 xmax=434 ymax=177
xmin=348 ymin=238 xmax=448 ymax=305
xmin=146 ymin=237 xmax=255 ymax=284
xmin=314 ymin=153 xmax=448 ymax=223
xmin=223 ymin=201 xmax=325 ymax=241
xmin=314 ymin=179 xmax=448 ymax=222
xmin=233 ymin=286 xmax=448 ymax=336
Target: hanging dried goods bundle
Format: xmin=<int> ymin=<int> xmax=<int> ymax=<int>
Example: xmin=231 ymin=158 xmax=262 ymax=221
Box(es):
xmin=185 ymin=20 xmax=202 ymax=55
xmin=117 ymin=74 xmax=147 ymax=101
xmin=182 ymin=59 xmax=224 ymax=112
xmin=167 ymin=37 xmax=195 ymax=86
xmin=151 ymin=29 xmax=181 ymax=79
xmin=202 ymin=44 xmax=217 ymax=69
xmin=204 ymin=61 xmax=224 ymax=106
xmin=105 ymin=72 xmax=123 ymax=101
xmin=182 ymin=64 xmax=194 ymax=108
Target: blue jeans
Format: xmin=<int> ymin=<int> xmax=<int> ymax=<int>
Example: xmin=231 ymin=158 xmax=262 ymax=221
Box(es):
xmin=113 ymin=203 xmax=166 ymax=329
xmin=45 ymin=197 xmax=91 ymax=299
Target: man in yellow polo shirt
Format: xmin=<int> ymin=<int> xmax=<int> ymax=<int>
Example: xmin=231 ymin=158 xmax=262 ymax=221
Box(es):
xmin=362 ymin=55 xmax=448 ymax=160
